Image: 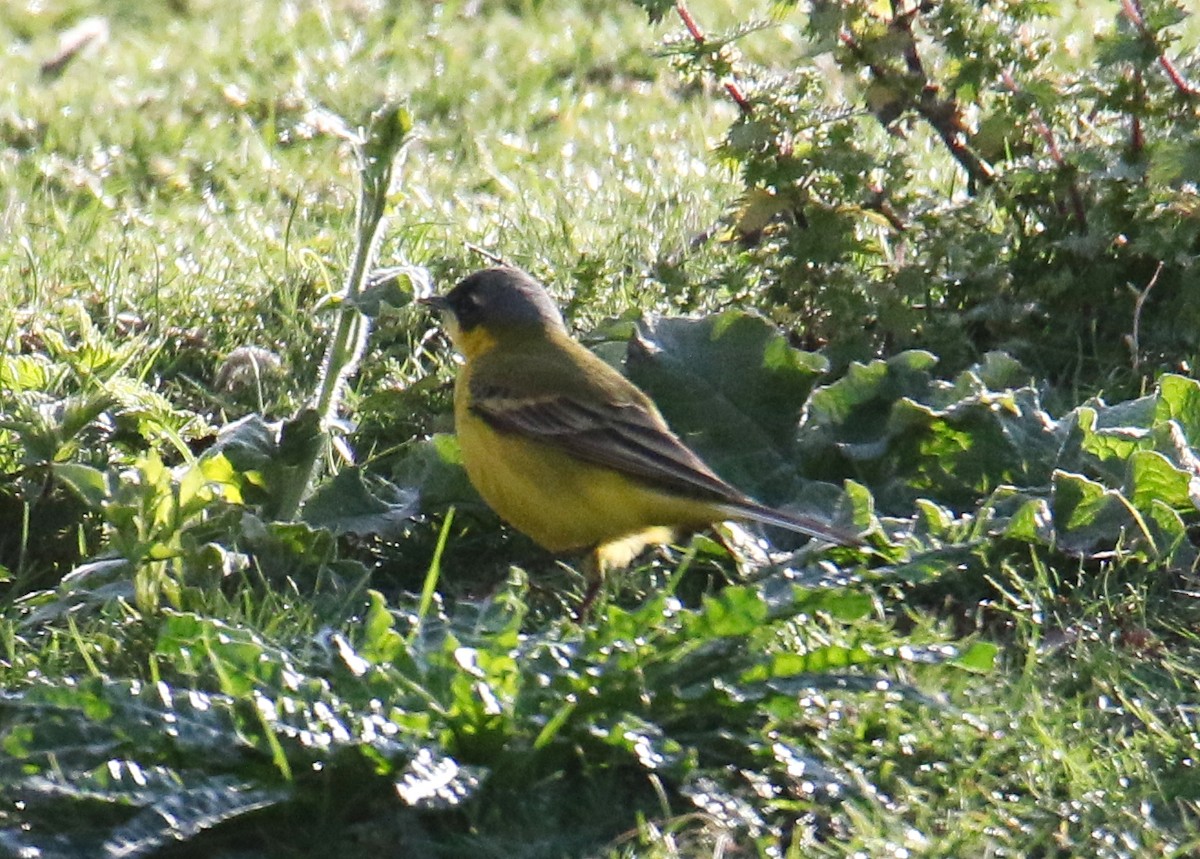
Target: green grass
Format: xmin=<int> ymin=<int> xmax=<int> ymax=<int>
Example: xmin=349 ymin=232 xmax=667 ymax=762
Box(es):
xmin=3 ymin=1 xmax=1200 ymax=856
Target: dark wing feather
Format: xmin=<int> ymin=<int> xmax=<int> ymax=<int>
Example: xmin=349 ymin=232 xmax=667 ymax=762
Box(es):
xmin=469 ymin=381 xmax=745 ymax=505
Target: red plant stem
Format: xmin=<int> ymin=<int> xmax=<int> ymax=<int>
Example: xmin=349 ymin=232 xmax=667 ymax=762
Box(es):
xmin=675 ymin=0 xmax=752 ymax=115
xmin=724 ymin=81 xmax=752 ymax=113
xmin=868 ymin=184 xmax=907 ymax=232
xmin=675 ymin=0 xmax=705 ymax=43
xmin=1130 ymin=70 xmax=1145 ymax=156
xmin=841 ymin=28 xmax=994 ymax=189
xmin=1002 ymin=69 xmax=1087 ymax=231
xmin=1002 ymin=70 xmax=1062 ymax=163
xmin=1121 ymin=0 xmax=1200 ymax=98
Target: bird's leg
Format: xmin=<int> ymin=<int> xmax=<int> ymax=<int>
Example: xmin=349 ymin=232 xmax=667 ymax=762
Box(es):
xmin=575 ymin=549 xmax=605 ymax=621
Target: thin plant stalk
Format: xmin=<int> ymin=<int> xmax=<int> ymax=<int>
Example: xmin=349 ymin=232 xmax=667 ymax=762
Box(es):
xmin=274 ymin=103 xmax=413 ymax=521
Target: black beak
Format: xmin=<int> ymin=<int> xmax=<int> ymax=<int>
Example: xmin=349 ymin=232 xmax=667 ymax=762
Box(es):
xmin=419 ymin=295 xmax=451 ymax=313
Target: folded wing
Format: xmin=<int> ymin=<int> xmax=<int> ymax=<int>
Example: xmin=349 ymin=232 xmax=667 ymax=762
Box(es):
xmin=469 ymin=381 xmax=744 ymax=505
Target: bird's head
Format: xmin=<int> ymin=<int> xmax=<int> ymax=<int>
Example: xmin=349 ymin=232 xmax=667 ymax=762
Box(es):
xmin=423 ymin=267 xmax=565 ymax=358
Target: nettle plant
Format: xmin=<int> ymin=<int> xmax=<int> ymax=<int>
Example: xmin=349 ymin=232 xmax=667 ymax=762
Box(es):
xmin=635 ymin=0 xmax=1200 ymax=388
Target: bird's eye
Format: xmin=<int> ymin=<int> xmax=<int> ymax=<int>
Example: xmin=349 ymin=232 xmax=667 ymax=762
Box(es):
xmin=454 ymin=291 xmax=484 ymax=330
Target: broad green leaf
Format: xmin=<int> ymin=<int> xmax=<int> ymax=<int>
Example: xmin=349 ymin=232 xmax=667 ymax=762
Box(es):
xmin=626 ymin=311 xmax=827 ymax=497
xmin=360 ymin=589 xmax=406 ymax=664
xmin=1050 ymin=470 xmax=1141 ymax=555
xmin=1092 ymin=393 xmax=1157 ymax=430
xmin=589 ymin=714 xmax=683 ymax=772
xmin=680 ymin=774 xmax=764 ymax=832
xmin=210 ymin=414 xmax=278 ymax=472
xmin=1126 ymin=450 xmax=1193 ymax=512
xmin=952 ymin=641 xmax=998 ymax=672
xmin=1155 ymin=374 xmax=1200 ymax=444
xmin=20 ymin=760 xmax=184 ymax=804
xmin=301 ymin=466 xmax=419 ymax=539
xmin=791 ymin=587 xmax=874 ymax=622
xmin=1077 ymin=405 xmax=1145 ymax=470
xmin=156 ymin=612 xmax=290 ymax=697
xmin=881 ymin=544 xmax=979 ymax=583
xmin=742 ymin=644 xmax=875 ymax=681
xmin=1143 ymin=498 xmax=1195 ymax=568
xmin=807 ymin=352 xmax=933 ymax=432
xmin=392 ymin=433 xmax=480 ymax=511
xmin=177 ymin=458 xmax=226 ymax=516
xmin=236 ymin=515 xmax=338 ymax=579
xmin=1149 ymin=421 xmax=1200 ymax=480
xmin=973 ymin=351 xmax=1029 ymax=390
xmin=913 ymin=497 xmax=955 ymax=535
xmin=362 ymin=101 xmax=414 ymax=184
xmin=841 ymin=478 xmax=877 ymax=531
xmin=1004 ymin=496 xmax=1054 ymax=544
xmin=693 ymin=585 xmax=769 ymax=637
xmin=277 ymin=409 xmax=323 ymax=466
xmin=886 ymin=387 xmax=1060 ymax=507
xmin=195 ymin=451 xmax=248 ymax=505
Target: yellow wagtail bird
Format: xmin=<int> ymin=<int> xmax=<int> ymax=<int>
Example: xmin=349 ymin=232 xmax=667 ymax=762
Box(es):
xmin=423 ymin=267 xmax=859 ymax=610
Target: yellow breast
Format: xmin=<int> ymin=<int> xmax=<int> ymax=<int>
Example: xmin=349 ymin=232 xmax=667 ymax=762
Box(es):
xmin=453 ymin=366 xmax=718 ymax=557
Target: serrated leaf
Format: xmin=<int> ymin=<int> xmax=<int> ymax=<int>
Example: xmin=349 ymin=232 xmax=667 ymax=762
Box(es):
xmin=352 ymin=265 xmax=428 ymax=317
xmin=0 ymin=353 xmax=52 ymax=392
xmin=394 ymin=748 xmax=484 ymax=810
xmin=52 ymin=462 xmax=109 ymax=507
xmin=1148 ymin=138 xmax=1200 ymax=187
xmin=102 ymin=779 xmax=286 ymax=858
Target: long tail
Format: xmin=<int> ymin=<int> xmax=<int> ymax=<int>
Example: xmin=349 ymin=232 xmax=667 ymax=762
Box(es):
xmin=716 ymin=500 xmax=862 ymax=547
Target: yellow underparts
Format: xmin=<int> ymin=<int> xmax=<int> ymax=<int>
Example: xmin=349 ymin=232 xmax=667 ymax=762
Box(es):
xmin=451 ymin=350 xmax=719 ymax=572
xmin=456 ymin=404 xmax=717 ymax=551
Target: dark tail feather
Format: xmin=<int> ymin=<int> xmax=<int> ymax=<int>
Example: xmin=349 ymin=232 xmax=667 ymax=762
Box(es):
xmin=717 ymin=501 xmax=862 ymax=546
